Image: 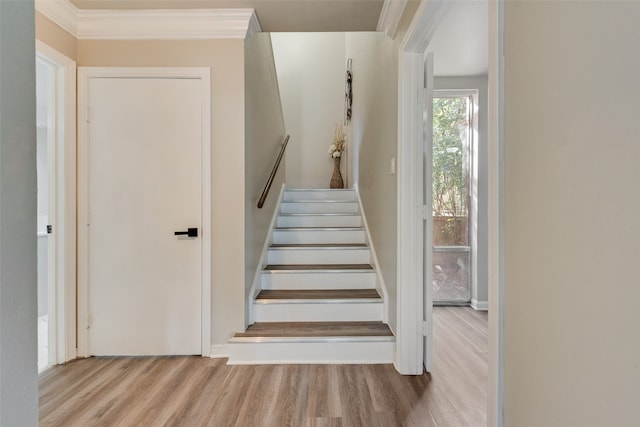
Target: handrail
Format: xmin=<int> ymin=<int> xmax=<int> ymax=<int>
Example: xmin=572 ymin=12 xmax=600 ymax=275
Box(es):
xmin=257 ymin=135 xmax=290 ymax=209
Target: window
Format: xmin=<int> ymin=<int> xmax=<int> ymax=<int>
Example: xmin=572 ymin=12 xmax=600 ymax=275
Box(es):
xmin=432 ymin=92 xmax=476 ymax=303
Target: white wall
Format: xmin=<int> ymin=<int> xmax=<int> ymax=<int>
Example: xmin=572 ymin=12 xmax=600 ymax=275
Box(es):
xmin=503 ymin=2 xmax=640 ymax=425
xmin=272 ymin=33 xmax=346 ymax=188
xmin=244 ymin=32 xmax=286 ymax=325
xmin=347 ymin=32 xmax=400 ymax=332
xmin=0 ymin=1 xmax=39 ymax=424
xmin=434 ymin=76 xmax=488 ymax=308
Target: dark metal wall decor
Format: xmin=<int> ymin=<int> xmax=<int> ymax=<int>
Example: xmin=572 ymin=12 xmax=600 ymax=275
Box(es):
xmin=344 ymin=59 xmax=353 ymax=125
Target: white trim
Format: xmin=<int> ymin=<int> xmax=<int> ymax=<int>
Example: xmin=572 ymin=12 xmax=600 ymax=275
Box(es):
xmin=200 ymin=71 xmax=212 ymax=358
xmin=487 ymin=1 xmax=505 ymax=425
xmin=227 ymin=341 xmax=395 ymax=365
xmin=248 ymin=183 xmax=286 ymax=324
xmin=377 ymin=0 xmax=408 ymax=39
xmin=36 ymin=0 xmax=261 ymax=40
xmin=433 ymin=89 xmax=477 ymax=98
xmin=35 ymin=0 xmax=79 ymax=37
xmin=35 ymin=40 xmax=77 ymax=365
xmin=77 ymin=67 xmax=212 ymax=358
xmin=423 ymin=52 xmax=434 ymax=372
xmin=402 ymin=0 xmax=450 ymax=53
xmin=209 ymin=345 xmax=229 ymax=359
xmin=471 ymin=300 xmax=489 ymax=311
xmin=246 ymin=11 xmax=262 ymax=38
xmin=354 ymin=184 xmax=390 ymax=326
xmin=395 ymin=49 xmax=424 ymax=375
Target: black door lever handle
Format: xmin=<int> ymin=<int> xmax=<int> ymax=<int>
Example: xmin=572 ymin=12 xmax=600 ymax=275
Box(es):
xmin=174 ymin=227 xmax=198 ymax=237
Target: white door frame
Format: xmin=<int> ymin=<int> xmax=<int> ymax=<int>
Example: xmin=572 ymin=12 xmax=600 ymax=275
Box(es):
xmin=395 ymin=0 xmax=449 ymax=377
xmin=395 ymin=0 xmax=504 ymax=425
xmin=77 ymin=67 xmax=212 ymax=358
xmin=35 ymin=40 xmax=77 ymax=365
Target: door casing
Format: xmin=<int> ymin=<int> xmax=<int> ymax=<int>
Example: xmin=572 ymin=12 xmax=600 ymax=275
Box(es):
xmin=35 ymin=40 xmax=77 ymax=366
xmin=396 ymin=0 xmax=504 ymax=425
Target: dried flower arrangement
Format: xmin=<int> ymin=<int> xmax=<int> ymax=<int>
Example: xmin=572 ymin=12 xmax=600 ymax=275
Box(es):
xmin=328 ymin=124 xmax=346 ymax=159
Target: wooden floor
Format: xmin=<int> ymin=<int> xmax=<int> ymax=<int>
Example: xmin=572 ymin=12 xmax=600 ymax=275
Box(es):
xmin=39 ymin=307 xmax=487 ymax=427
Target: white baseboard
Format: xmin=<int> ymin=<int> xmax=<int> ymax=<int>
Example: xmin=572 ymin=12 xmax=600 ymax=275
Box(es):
xmin=353 ymin=184 xmax=390 ymax=323
xmin=209 ymin=344 xmax=229 ymax=358
xmin=471 ymin=299 xmax=488 ymax=311
xmin=248 ymin=183 xmax=286 ymax=323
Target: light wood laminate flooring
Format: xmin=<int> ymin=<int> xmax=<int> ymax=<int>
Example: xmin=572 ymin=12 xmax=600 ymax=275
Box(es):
xmin=39 ymin=307 xmax=487 ymax=426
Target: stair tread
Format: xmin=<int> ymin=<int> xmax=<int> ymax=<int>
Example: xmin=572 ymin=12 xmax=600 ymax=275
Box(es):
xmin=270 ymin=243 xmax=367 ymax=248
xmin=286 ymin=189 xmax=355 ymax=191
xmin=265 ymin=264 xmax=373 ymax=271
xmin=281 ymin=200 xmax=357 ymax=203
xmin=257 ymin=289 xmax=381 ymax=300
xmin=275 ymin=227 xmax=363 ymax=230
xmin=278 ymin=213 xmax=360 ymax=216
xmin=233 ymin=321 xmax=393 ymax=338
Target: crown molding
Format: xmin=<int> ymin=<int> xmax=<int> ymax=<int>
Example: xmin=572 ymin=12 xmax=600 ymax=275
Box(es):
xmin=35 ymin=0 xmax=261 ymax=40
xmin=377 ymin=0 xmax=408 ymax=38
xmin=36 ymin=0 xmax=79 ymax=36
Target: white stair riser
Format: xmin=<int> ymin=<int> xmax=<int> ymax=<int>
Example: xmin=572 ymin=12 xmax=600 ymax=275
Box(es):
xmin=273 ymin=229 xmax=365 ymax=244
xmin=261 ymin=271 xmax=376 ymax=290
xmin=254 ymin=302 xmax=383 ymax=322
xmin=267 ymin=248 xmax=371 ymax=265
xmin=227 ymin=341 xmax=395 ymax=365
xmin=280 ymin=202 xmax=358 ymax=214
xmin=283 ymin=190 xmax=356 ymax=202
xmin=277 ymin=215 xmax=362 ymax=228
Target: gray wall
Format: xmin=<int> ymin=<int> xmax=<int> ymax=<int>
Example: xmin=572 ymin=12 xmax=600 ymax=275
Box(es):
xmin=503 ymin=1 xmax=640 ymax=425
xmin=434 ymin=76 xmax=489 ymax=307
xmin=0 ymin=1 xmax=39 ymax=424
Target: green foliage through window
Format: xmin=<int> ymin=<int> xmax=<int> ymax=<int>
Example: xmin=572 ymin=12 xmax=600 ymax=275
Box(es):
xmin=432 ymin=97 xmax=469 ymax=218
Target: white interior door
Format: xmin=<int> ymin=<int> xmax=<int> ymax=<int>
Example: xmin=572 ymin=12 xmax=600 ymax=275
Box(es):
xmin=423 ymin=52 xmax=435 ymax=371
xmin=86 ymin=75 xmax=203 ymax=356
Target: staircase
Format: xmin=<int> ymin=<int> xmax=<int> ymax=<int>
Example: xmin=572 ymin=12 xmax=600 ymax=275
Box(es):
xmin=227 ymin=188 xmax=395 ymax=364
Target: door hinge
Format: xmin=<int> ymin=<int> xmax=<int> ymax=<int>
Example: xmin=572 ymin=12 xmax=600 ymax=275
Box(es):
xmin=418 ymin=320 xmax=429 ymax=336
xmin=421 ymin=88 xmax=429 ymax=104
xmin=419 ymin=205 xmax=429 ymax=220
xmin=47 ymin=224 xmax=52 ymax=234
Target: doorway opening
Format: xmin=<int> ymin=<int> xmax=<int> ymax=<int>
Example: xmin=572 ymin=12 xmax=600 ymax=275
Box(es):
xmin=432 ymin=91 xmax=478 ymax=305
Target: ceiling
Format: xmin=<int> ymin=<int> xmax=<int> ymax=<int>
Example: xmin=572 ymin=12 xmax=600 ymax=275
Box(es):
xmin=428 ymin=0 xmax=488 ymax=76
xmin=69 ymin=0 xmax=385 ymax=32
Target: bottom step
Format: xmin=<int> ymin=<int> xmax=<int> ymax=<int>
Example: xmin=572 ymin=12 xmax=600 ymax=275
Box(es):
xmin=227 ymin=321 xmax=395 ymax=365
xmin=227 ymin=340 xmax=395 ymax=365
